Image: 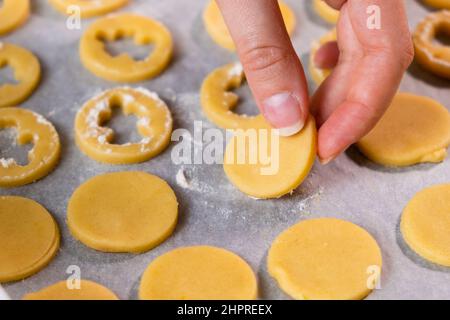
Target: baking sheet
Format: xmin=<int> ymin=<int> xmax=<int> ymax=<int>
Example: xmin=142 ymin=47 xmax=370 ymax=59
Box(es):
xmin=1 ymin=0 xmax=450 ymax=300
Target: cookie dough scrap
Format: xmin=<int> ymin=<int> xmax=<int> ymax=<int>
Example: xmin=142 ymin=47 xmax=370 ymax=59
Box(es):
xmin=413 ymin=10 xmax=450 ymax=79
xmin=0 ymin=43 xmax=41 ymax=108
xmin=357 ymin=93 xmax=450 ymax=167
xmin=48 ymin=0 xmax=129 ymax=18
xmin=313 ymin=0 xmax=339 ymax=24
xmin=68 ymin=171 xmax=178 ymax=253
xmin=0 ymin=0 xmax=29 ymax=35
xmin=80 ymin=13 xmax=173 ymax=82
xmin=0 ymin=196 xmax=60 ymax=283
xmin=75 ymin=87 xmax=173 ymax=164
xmin=203 ymin=0 xmax=296 ymax=51
xmin=309 ymin=29 xmax=336 ymax=85
xmin=401 ymin=184 xmax=450 ymax=267
xmin=0 ymin=108 xmax=60 ymax=187
xmin=422 ymin=0 xmax=450 ymax=9
xmin=139 ymin=246 xmax=258 ymax=300
xmin=268 ymin=218 xmax=382 ymax=300
xmin=23 ymin=280 xmax=118 ymax=300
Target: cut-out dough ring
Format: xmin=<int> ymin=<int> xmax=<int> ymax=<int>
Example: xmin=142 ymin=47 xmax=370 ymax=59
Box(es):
xmin=313 ymin=0 xmax=339 ymax=24
xmin=309 ymin=29 xmax=336 ymax=86
xmin=0 ymin=196 xmax=60 ymax=283
xmin=203 ymin=0 xmax=296 ymax=51
xmin=201 ymin=62 xmax=263 ymax=130
xmin=0 ymin=108 xmax=60 ymax=187
xmin=0 ymin=0 xmax=29 ymax=35
xmin=422 ymin=0 xmax=450 ymax=9
xmin=48 ymin=0 xmax=128 ymax=18
xmin=413 ymin=10 xmax=450 ymax=79
xmin=75 ymin=87 xmax=173 ymax=164
xmin=357 ymin=93 xmax=450 ymax=167
xmin=0 ymin=43 xmax=41 ymax=108
xmin=80 ymin=13 xmax=173 ymax=82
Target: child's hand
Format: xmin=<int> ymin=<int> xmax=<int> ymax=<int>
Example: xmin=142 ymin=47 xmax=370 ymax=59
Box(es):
xmin=216 ymin=0 xmax=414 ymax=163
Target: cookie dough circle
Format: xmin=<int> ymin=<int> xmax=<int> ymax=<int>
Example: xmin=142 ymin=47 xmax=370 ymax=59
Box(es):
xmin=422 ymin=0 xmax=450 ymax=9
xmin=23 ymin=280 xmax=118 ymax=300
xmin=223 ymin=116 xmax=317 ymax=199
xmin=201 ymin=62 xmax=262 ymax=130
xmin=139 ymin=246 xmax=257 ymax=300
xmin=203 ymin=0 xmax=296 ymax=51
xmin=80 ymin=14 xmax=173 ymax=82
xmin=75 ymin=87 xmax=173 ymax=164
xmin=313 ymin=0 xmax=339 ymax=24
xmin=401 ymin=184 xmax=450 ymax=266
xmin=48 ymin=0 xmax=128 ymax=18
xmin=309 ymin=29 xmax=336 ymax=85
xmin=68 ymin=171 xmax=178 ymax=253
xmin=0 ymin=196 xmax=60 ymax=283
xmin=0 ymin=0 xmax=29 ymax=35
xmin=268 ymin=218 xmax=382 ymax=300
xmin=0 ymin=43 xmax=41 ymax=108
xmin=357 ymin=93 xmax=450 ymax=167
xmin=0 ymin=108 xmax=60 ymax=187
xmin=413 ymin=11 xmax=450 ymax=79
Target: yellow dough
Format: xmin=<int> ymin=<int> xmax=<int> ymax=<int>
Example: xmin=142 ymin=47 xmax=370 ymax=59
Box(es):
xmin=401 ymin=184 xmax=450 ymax=267
xmin=0 ymin=196 xmax=60 ymax=283
xmin=203 ymin=0 xmax=296 ymax=51
xmin=313 ymin=0 xmax=339 ymax=24
xmin=0 ymin=43 xmax=41 ymax=108
xmin=139 ymin=246 xmax=257 ymax=300
xmin=268 ymin=218 xmax=382 ymax=300
xmin=80 ymin=14 xmax=173 ymax=82
xmin=357 ymin=93 xmax=450 ymax=167
xmin=0 ymin=0 xmax=29 ymax=35
xmin=75 ymin=87 xmax=173 ymax=164
xmin=413 ymin=11 xmax=450 ymax=80
xmin=309 ymin=29 xmax=336 ymax=85
xmin=68 ymin=171 xmax=178 ymax=253
xmin=23 ymin=280 xmax=118 ymax=300
xmin=201 ymin=62 xmax=262 ymax=130
xmin=48 ymin=0 xmax=128 ymax=18
xmin=422 ymin=0 xmax=450 ymax=9
xmin=0 ymin=108 xmax=60 ymax=187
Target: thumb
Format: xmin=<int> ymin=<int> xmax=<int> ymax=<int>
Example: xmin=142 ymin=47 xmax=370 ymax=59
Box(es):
xmin=216 ymin=0 xmax=309 ymax=136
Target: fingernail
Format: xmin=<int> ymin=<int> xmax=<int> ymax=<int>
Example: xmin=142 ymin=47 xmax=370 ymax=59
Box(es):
xmin=319 ymin=155 xmax=337 ymax=165
xmin=262 ymin=92 xmax=305 ymax=137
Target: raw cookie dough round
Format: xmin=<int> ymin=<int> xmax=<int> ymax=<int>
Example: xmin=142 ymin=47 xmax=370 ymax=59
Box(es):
xmin=309 ymin=29 xmax=336 ymax=85
xmin=413 ymin=10 xmax=450 ymax=79
xmin=23 ymin=280 xmax=118 ymax=300
xmin=0 ymin=0 xmax=29 ymax=35
xmin=313 ymin=0 xmax=339 ymax=24
xmin=357 ymin=93 xmax=450 ymax=167
xmin=0 ymin=108 xmax=60 ymax=187
xmin=80 ymin=14 xmax=173 ymax=82
xmin=201 ymin=62 xmax=261 ymax=130
xmin=139 ymin=246 xmax=257 ymax=300
xmin=0 ymin=43 xmax=41 ymax=108
xmin=48 ymin=0 xmax=129 ymax=18
xmin=401 ymin=184 xmax=450 ymax=267
xmin=203 ymin=0 xmax=296 ymax=51
xmin=223 ymin=116 xmax=317 ymax=199
xmin=0 ymin=196 xmax=60 ymax=283
xmin=68 ymin=171 xmax=178 ymax=253
xmin=268 ymin=218 xmax=382 ymax=300
xmin=75 ymin=87 xmax=173 ymax=164
xmin=422 ymin=0 xmax=450 ymax=9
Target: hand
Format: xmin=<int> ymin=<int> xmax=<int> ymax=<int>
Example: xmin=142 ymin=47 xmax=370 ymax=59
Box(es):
xmin=216 ymin=0 xmax=414 ymax=163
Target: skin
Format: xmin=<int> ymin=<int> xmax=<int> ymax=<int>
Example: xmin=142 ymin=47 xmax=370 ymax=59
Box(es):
xmin=216 ymin=0 xmax=414 ymax=163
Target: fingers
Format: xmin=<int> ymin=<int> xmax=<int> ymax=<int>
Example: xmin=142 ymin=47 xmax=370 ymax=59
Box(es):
xmin=313 ymin=0 xmax=414 ymax=163
xmin=324 ymin=0 xmax=347 ymax=10
xmin=314 ymin=41 xmax=339 ymax=69
xmin=216 ymin=0 xmax=309 ymax=136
